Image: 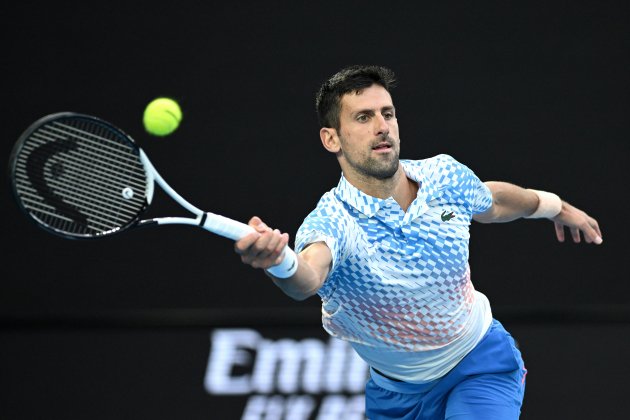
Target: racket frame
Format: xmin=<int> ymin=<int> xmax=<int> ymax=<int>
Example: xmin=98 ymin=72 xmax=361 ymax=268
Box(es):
xmin=9 ymin=112 xmax=298 ymax=278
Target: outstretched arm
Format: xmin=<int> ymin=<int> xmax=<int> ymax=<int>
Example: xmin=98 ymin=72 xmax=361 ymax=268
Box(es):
xmin=234 ymin=216 xmax=332 ymax=300
xmin=473 ymin=181 xmax=603 ymax=245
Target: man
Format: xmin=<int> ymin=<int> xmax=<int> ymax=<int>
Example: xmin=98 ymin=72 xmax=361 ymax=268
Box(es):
xmin=234 ymin=65 xmax=602 ymax=419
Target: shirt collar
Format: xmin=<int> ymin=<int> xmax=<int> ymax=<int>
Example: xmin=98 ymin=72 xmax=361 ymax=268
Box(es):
xmin=334 ymin=161 xmax=429 ymax=217
xmin=334 ymin=174 xmax=387 ymax=217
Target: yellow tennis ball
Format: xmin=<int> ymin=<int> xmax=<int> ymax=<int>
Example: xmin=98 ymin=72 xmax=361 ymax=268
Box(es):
xmin=143 ymin=97 xmax=182 ymax=136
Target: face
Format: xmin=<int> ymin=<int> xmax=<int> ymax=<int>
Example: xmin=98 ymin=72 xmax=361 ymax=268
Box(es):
xmin=322 ymin=84 xmax=400 ymax=182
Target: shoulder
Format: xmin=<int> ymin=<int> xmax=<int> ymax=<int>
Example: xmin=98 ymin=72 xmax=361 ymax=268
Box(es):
xmin=298 ymin=188 xmax=352 ymax=231
xmin=402 ymin=154 xmax=471 ymax=182
xmin=295 ymin=187 xmax=354 ymax=260
xmin=307 ymin=188 xmax=344 ymax=216
xmin=407 ymin=155 xmax=487 ymax=197
xmin=424 ymin=153 xmax=464 ymax=170
xmin=402 ymin=154 xmax=462 ymax=172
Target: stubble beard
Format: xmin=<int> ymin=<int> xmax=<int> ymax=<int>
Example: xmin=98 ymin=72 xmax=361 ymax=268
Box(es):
xmin=345 ymin=139 xmax=400 ymax=181
xmin=361 ymin=155 xmax=399 ymax=180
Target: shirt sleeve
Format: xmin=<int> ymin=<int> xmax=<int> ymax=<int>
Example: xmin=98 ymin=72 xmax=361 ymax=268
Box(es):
xmin=436 ymin=154 xmax=493 ymax=214
xmin=470 ymin=176 xmax=493 ymax=214
xmin=295 ymin=195 xmax=349 ymax=278
xmin=295 ymin=228 xmax=339 ymax=271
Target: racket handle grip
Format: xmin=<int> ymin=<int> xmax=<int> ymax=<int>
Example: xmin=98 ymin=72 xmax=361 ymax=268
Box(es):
xmin=201 ymin=213 xmax=298 ymax=278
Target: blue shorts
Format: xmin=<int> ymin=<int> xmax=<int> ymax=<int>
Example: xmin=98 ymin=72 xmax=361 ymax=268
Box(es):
xmin=365 ymin=320 xmax=527 ymax=420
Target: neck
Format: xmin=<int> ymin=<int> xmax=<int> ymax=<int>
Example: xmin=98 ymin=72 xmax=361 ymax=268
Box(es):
xmin=344 ymin=164 xmax=419 ymax=211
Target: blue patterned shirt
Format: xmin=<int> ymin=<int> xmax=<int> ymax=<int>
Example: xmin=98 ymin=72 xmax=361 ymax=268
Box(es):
xmin=295 ymin=154 xmax=494 ymax=382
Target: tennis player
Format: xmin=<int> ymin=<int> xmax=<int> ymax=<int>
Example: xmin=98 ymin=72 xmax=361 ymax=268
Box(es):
xmin=235 ymin=65 xmax=602 ymax=419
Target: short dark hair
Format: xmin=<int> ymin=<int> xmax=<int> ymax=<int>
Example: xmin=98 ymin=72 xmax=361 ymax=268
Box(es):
xmin=315 ymin=65 xmax=397 ymax=131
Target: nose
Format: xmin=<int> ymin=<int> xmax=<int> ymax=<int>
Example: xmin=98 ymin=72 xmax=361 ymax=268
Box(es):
xmin=374 ymin=113 xmax=389 ymax=137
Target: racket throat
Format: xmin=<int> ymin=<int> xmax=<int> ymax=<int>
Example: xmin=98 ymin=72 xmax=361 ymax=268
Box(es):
xmin=198 ymin=212 xmax=208 ymax=228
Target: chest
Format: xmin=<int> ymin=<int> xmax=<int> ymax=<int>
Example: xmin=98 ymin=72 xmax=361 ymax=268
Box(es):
xmin=361 ymin=192 xmax=470 ymax=248
xmin=336 ymin=194 xmax=472 ymax=289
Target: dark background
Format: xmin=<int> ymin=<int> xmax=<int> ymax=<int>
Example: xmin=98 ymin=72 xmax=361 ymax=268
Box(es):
xmin=1 ymin=1 xmax=628 ymax=419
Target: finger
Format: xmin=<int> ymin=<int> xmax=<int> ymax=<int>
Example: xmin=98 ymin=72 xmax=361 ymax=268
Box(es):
xmin=272 ymin=232 xmax=290 ymax=265
xmin=582 ymin=219 xmax=603 ymax=245
xmin=248 ymin=216 xmax=262 ymax=227
xmin=247 ymin=216 xmax=272 ymax=238
xmin=255 ymin=229 xmax=283 ymax=260
xmin=248 ymin=216 xmax=272 ymax=235
xmin=245 ymin=232 xmax=275 ymax=268
xmin=570 ymin=227 xmax=581 ymax=243
xmin=589 ymin=218 xmax=603 ymax=244
xmin=554 ymin=222 xmax=565 ymax=242
xmin=250 ymin=229 xmax=274 ymax=254
xmin=269 ymin=229 xmax=286 ymax=255
xmin=234 ymin=231 xmax=261 ymax=255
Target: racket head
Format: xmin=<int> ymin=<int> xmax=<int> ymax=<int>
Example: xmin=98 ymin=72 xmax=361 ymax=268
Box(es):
xmin=8 ymin=112 xmax=152 ymax=239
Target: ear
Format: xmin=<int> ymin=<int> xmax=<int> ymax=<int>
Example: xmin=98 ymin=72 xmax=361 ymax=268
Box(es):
xmin=320 ymin=127 xmax=341 ymax=153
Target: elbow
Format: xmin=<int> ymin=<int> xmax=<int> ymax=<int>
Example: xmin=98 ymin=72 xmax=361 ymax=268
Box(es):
xmin=289 ymin=293 xmax=313 ymax=302
xmin=285 ymin=288 xmax=318 ymax=301
xmin=272 ymin=278 xmax=320 ymax=301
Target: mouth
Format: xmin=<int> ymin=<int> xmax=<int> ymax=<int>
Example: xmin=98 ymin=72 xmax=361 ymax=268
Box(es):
xmin=372 ymin=142 xmax=393 ymax=152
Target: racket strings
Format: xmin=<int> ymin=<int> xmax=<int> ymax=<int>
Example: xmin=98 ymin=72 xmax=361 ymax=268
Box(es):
xmin=31 ymin=124 xmax=146 ymax=182
xmin=16 ymin=162 xmax=144 ymax=209
xmin=87 ymin=120 xmax=150 ymax=226
xmin=81 ymin=121 xmax=145 ymax=227
xmin=41 ymin=122 xmax=145 ymax=170
xmin=16 ymin=173 xmax=141 ymax=228
xmin=18 ymin=138 xmax=146 ymax=209
xmin=16 ymin=147 xmax=146 ymax=206
xmin=14 ymin=159 xmax=143 ymax=233
xmin=13 ymin=117 xmax=149 ymax=236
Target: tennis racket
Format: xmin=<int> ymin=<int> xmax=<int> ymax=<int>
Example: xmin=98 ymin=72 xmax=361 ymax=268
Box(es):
xmin=8 ymin=112 xmax=298 ymax=278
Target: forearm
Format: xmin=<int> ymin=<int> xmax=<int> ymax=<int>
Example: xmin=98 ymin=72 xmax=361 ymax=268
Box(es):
xmin=234 ymin=217 xmax=333 ymax=301
xmin=267 ymin=257 xmax=320 ymax=301
xmin=473 ymin=182 xmax=602 ymax=244
xmin=475 ymin=181 xmax=541 ymax=223
xmin=266 ymin=242 xmax=330 ymax=301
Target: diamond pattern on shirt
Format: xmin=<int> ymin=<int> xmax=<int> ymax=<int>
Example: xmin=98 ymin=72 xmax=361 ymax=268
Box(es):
xmin=296 ymin=154 xmax=492 ymax=351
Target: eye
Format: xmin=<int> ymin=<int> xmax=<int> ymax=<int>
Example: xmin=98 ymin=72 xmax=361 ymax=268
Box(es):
xmin=383 ymin=111 xmax=395 ymax=120
xmin=356 ymin=114 xmax=369 ymax=123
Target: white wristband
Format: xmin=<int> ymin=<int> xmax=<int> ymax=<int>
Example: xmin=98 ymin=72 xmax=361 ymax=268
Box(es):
xmin=526 ymin=189 xmax=562 ymax=219
xmin=264 ymin=247 xmax=298 ymax=278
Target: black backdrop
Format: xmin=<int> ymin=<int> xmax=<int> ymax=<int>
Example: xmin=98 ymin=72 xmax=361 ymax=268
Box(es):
xmin=1 ymin=1 xmax=628 ymax=419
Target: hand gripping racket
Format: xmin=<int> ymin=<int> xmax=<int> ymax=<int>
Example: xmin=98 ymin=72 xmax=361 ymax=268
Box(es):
xmin=8 ymin=112 xmax=298 ymax=278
